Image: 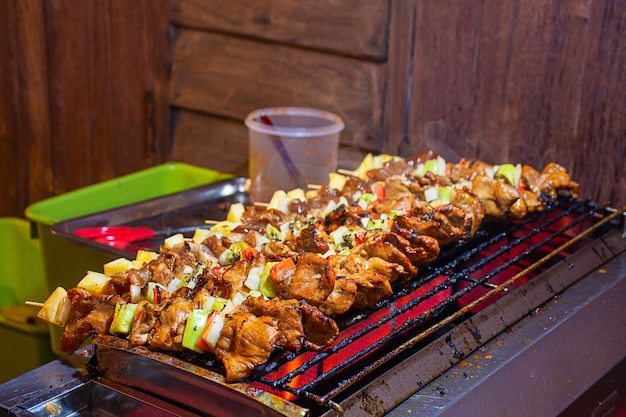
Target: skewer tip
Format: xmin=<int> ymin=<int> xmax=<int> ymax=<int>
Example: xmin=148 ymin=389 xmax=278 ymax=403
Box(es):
xmin=25 ymin=301 xmax=44 ymax=308
xmin=337 ymin=168 xmax=356 ymax=176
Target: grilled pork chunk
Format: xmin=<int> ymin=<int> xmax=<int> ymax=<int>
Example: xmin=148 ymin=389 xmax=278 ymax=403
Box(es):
xmin=129 ymin=301 xmax=158 ymax=346
xmin=289 ymin=253 xmax=335 ymax=306
xmin=60 ymin=288 xmax=122 ymax=353
xmin=215 ymin=312 xmax=280 ymax=382
xmin=239 ymin=296 xmax=305 ymax=350
xmin=319 ymin=277 xmax=358 ymax=316
xmin=217 ymin=297 xmax=338 ymax=381
xmin=148 ymin=297 xmax=195 ymax=351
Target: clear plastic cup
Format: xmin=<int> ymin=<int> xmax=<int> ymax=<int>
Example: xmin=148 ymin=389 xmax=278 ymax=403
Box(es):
xmin=245 ymin=107 xmax=344 ymax=202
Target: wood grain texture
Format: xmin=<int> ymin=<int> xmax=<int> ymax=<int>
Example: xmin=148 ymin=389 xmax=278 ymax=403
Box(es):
xmin=169 ymin=0 xmax=389 ymax=60
xmin=169 ymin=29 xmax=384 ymax=152
xmin=408 ymin=0 xmax=625 ymax=207
xmin=0 ymin=0 xmax=51 ymax=215
xmin=380 ymin=0 xmax=416 ymax=161
xmin=574 ymin=0 xmax=626 ymax=206
xmin=44 ymin=0 xmax=170 ymax=192
xmin=0 ymin=0 xmax=170 ymax=217
xmin=171 ymin=110 xmax=249 ymax=176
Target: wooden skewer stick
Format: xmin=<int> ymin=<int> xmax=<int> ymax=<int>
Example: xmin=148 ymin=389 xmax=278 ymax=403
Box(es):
xmin=204 ymin=219 xmax=221 ymax=225
xmin=25 ymin=301 xmax=44 ymax=308
xmin=254 ymin=202 xmax=269 ymax=207
xmin=307 ymin=184 xmax=322 ymax=190
xmin=337 ymin=168 xmax=356 ymax=176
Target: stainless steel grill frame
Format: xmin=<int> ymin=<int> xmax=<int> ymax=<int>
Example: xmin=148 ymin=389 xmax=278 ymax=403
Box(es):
xmin=1 ymin=201 xmax=624 ymax=417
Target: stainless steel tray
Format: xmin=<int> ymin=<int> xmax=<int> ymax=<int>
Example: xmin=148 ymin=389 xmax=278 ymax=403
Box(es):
xmin=51 ymin=177 xmax=249 ymax=259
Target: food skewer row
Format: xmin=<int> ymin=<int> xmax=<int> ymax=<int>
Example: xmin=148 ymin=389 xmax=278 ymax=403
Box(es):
xmin=34 ymin=150 xmax=579 ymax=382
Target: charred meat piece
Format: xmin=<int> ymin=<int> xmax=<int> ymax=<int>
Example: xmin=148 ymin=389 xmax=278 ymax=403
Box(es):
xmin=221 ymin=259 xmax=254 ymax=298
xmin=318 ymin=277 xmax=357 ymax=316
xmin=390 ymin=219 xmax=442 ymax=264
xmin=369 ymin=194 xmax=414 ymax=217
xmin=340 ymin=175 xmax=369 ymax=196
xmin=405 ymin=150 xmax=438 ymax=167
xmin=203 ymin=232 xmax=248 ymax=261
xmin=294 ymin=301 xmax=340 ymax=350
xmin=328 ymin=254 xmax=394 ymax=309
xmin=148 ymin=297 xmax=195 ymax=351
xmin=217 ymin=297 xmax=338 ymax=381
xmin=407 ymin=200 xmax=475 ymax=245
xmin=261 ymin=241 xmax=299 ymax=261
xmin=324 ymin=204 xmax=365 ymax=232
xmin=199 ymin=264 xmax=233 ymax=299
xmin=187 ymin=242 xmax=219 ymax=265
xmin=366 ymin=159 xmax=413 ymax=182
xmin=521 ymin=163 xmax=579 ymax=200
xmin=472 ymin=175 xmax=526 ymax=219
xmin=122 ymin=266 xmax=153 ymax=288
xmin=286 ymin=225 xmax=330 ymax=254
xmin=348 ymin=269 xmax=393 ymax=309
xmin=289 ymin=186 xmax=341 ymax=216
xmin=520 ymin=189 xmax=544 ymax=213
xmin=238 ymin=207 xmax=287 ymax=233
xmin=357 ymin=232 xmax=417 ymax=277
xmin=129 ymin=300 xmax=158 ymax=346
xmin=289 ymin=253 xmax=335 ymax=306
xmin=449 ymin=188 xmax=485 ymax=235
xmin=60 ymin=288 xmax=122 ymax=353
xmin=270 ymin=257 xmax=296 ymax=300
xmin=238 ymin=296 xmax=305 ymax=350
xmin=381 ymin=229 xmax=439 ymax=266
xmin=215 ymin=312 xmax=280 ymax=382
xmin=366 ymin=256 xmax=409 ymax=284
xmin=448 ymin=159 xmax=492 ymax=183
xmin=101 ymin=275 xmax=130 ymax=297
xmin=382 ymin=177 xmax=414 ymax=202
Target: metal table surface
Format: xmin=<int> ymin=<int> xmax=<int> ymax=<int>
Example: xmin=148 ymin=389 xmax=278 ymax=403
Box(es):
xmin=387 ymin=251 xmax=626 ymax=417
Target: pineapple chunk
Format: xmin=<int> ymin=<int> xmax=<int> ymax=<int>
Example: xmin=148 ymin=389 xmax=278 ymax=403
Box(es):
xmin=354 ymin=153 xmax=375 ymax=179
xmin=132 ymin=250 xmax=158 ymax=269
xmin=226 ymin=202 xmax=245 ymax=223
xmin=136 ymin=250 xmax=158 ymax=264
xmin=164 ymin=233 xmax=185 ymax=248
xmin=328 ymin=173 xmax=347 ymax=190
xmin=192 ymin=228 xmax=213 ymax=244
xmin=286 ymin=188 xmax=306 ymax=200
xmin=103 ymin=257 xmax=133 ymax=276
xmin=77 ymin=271 xmax=111 ymax=294
xmin=36 ymin=287 xmax=71 ymax=327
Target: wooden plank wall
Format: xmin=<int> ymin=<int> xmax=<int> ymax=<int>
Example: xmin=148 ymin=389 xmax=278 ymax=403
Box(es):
xmin=169 ymin=0 xmax=625 ymax=207
xmin=408 ymin=0 xmax=626 ymax=207
xmin=0 ymin=0 xmax=170 ymax=218
xmin=1 ymin=0 xmax=624 ymax=218
xmin=168 ymin=0 xmax=395 ymax=175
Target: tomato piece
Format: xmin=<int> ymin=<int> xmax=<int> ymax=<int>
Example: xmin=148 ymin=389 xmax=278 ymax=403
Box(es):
xmin=269 ymin=257 xmax=296 ymax=281
xmin=212 ymin=265 xmax=228 ymax=277
xmin=353 ymin=231 xmax=365 ymax=245
xmin=241 ymin=247 xmax=259 ymax=262
xmin=372 ymin=182 xmax=385 ymax=201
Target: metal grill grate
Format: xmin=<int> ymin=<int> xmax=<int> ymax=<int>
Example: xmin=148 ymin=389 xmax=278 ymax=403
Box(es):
xmin=92 ymin=200 xmax=625 ymax=417
xmin=238 ymin=199 xmax=624 ymax=412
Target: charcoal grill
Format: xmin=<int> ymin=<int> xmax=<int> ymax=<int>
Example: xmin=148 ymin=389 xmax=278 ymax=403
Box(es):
xmin=1 ymin=199 xmax=625 ymax=417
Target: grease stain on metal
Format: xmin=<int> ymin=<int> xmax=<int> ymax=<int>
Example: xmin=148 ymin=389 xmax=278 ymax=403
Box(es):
xmin=445 ymin=334 xmax=464 ymax=359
